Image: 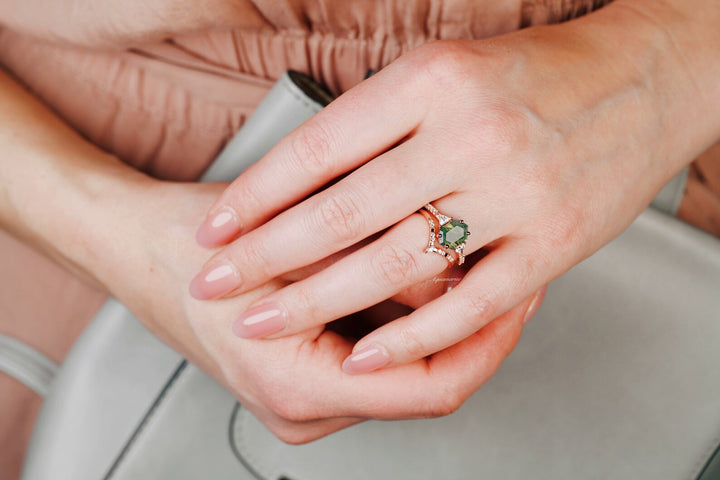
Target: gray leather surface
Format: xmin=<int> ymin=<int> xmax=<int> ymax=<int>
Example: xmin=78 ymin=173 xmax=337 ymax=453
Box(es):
xmin=234 ymin=208 xmax=720 ymax=480
xmin=21 ymin=70 xmax=720 ymax=480
xmin=201 ymin=71 xmax=327 ymax=183
xmin=21 ymin=300 xmax=183 ymax=480
xmin=105 ymin=363 xmax=256 ymax=480
xmin=651 ymin=167 xmax=689 ymax=215
xmin=699 ymin=445 xmax=720 ymax=480
xmin=0 ymin=333 xmax=58 ymax=397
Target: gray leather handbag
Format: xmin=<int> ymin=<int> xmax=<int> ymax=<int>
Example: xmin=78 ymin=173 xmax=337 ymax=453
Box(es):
xmin=10 ymin=72 xmax=720 ymax=480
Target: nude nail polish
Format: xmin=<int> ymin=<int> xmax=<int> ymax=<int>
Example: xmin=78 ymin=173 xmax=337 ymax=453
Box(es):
xmin=233 ymin=303 xmax=288 ymax=338
xmin=342 ymin=344 xmax=391 ymax=375
xmin=189 ymin=262 xmax=240 ymax=300
xmin=196 ymin=207 xmax=242 ymax=248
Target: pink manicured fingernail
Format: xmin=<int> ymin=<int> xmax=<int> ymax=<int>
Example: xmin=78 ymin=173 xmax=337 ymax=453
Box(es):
xmin=189 ymin=262 xmax=240 ymax=299
xmin=342 ymin=344 xmax=390 ymax=375
xmin=233 ymin=302 xmax=288 ymax=338
xmin=196 ymin=207 xmax=242 ymax=248
xmin=523 ymin=285 xmax=548 ymax=324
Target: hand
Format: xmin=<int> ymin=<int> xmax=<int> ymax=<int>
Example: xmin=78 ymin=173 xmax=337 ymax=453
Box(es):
xmin=0 ymin=64 xmax=539 ymax=444
xmin=189 ymin=2 xmax=713 ymax=374
xmin=109 ymin=179 xmax=541 ymax=443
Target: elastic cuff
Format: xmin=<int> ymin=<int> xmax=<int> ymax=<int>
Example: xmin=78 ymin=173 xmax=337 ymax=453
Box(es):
xmin=0 ymin=333 xmax=58 ymax=397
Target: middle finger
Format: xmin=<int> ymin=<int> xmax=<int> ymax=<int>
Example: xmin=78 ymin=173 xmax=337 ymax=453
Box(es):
xmin=189 ymin=139 xmax=451 ymax=300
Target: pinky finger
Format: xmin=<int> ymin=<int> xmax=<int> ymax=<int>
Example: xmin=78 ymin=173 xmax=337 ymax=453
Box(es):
xmin=342 ymin=242 xmax=547 ymax=374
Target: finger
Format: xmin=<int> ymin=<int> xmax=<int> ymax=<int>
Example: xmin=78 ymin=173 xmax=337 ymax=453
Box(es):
xmin=230 ymin=212 xmax=498 ymax=339
xmin=313 ymin=301 xmax=528 ymax=420
xmin=421 ymin=297 xmax=531 ymax=405
xmin=341 ymin=240 xmax=547 ymax=373
xmin=189 ymin=139 xmax=455 ymax=300
xmin=251 ymin=307 xmax=524 ymax=424
xmin=280 ymin=233 xmax=378 ymax=282
xmin=195 ymin=64 xmax=428 ymax=248
xmin=392 ymin=263 xmax=467 ymax=309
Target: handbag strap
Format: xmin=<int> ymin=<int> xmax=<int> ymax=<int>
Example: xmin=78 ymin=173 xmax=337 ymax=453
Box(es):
xmin=0 ymin=333 xmax=58 ymax=397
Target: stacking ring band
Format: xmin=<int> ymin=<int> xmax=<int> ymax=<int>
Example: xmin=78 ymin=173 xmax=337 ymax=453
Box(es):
xmin=419 ymin=203 xmax=470 ymax=266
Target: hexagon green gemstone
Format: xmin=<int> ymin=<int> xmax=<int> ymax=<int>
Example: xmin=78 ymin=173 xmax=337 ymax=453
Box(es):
xmin=438 ymin=220 xmax=469 ymax=250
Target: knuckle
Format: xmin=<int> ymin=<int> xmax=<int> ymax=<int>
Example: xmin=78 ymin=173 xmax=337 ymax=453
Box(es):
xmin=479 ymin=105 xmax=536 ymax=160
xmin=372 ymin=242 xmax=421 ymax=289
xmin=264 ymin=391 xmax=316 ymax=424
xmin=289 ymin=284 xmax=320 ymax=326
xmin=509 ymin=251 xmax=541 ymax=296
xmin=425 ymin=385 xmax=465 ymax=417
xmin=398 ymin=324 xmax=431 ymax=361
xmin=444 ymin=294 xmax=493 ymax=337
xmin=230 ymin=238 xmax=272 ymax=279
xmin=288 ymin=122 xmax=336 ymax=176
xmin=413 ymin=41 xmax=474 ymax=88
xmin=267 ymin=424 xmax=316 ymax=445
xmin=317 ymin=193 xmax=364 ymax=243
xmin=225 ymin=177 xmax=265 ymax=215
xmin=557 ymin=206 xmax=588 ymax=248
xmin=535 ymin=204 xmax=588 ymax=258
xmin=273 ymin=402 xmax=316 ymax=424
xmin=462 ymin=293 xmax=495 ymax=321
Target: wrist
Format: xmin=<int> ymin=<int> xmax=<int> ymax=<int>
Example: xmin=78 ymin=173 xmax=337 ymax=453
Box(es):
xmin=0 ymin=144 xmax=153 ymax=290
xmin=86 ymin=178 xmax=224 ymax=375
xmin=505 ymin=0 xmax=720 ymax=190
xmin=581 ymin=0 xmax=720 ymax=163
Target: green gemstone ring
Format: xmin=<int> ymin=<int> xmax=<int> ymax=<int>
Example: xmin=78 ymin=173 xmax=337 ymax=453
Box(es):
xmin=420 ymin=203 xmax=470 ymax=266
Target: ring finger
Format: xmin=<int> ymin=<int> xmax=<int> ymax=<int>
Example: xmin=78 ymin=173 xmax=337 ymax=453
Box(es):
xmin=188 ymin=139 xmax=453 ymax=300
xmin=231 ymin=205 xmax=501 ymax=339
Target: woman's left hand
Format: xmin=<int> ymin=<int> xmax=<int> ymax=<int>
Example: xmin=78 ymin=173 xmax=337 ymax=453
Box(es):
xmin=189 ymin=1 xmax=720 ymax=374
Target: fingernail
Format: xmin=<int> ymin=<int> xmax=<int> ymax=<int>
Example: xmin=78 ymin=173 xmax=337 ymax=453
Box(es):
xmin=342 ymin=344 xmax=390 ymax=375
xmin=233 ymin=302 xmax=288 ymax=338
xmin=523 ymin=285 xmax=548 ymax=324
xmin=196 ymin=207 xmax=242 ymax=248
xmin=189 ymin=262 xmax=240 ymax=300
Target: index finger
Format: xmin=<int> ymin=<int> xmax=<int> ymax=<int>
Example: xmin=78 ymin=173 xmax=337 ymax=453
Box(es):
xmin=195 ymin=64 xmax=428 ymax=248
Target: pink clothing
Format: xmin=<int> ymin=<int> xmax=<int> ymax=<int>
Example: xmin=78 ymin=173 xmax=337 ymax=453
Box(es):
xmin=0 ymin=1 xmax=537 ymax=181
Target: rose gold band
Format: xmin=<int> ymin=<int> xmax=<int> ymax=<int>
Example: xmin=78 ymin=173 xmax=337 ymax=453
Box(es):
xmin=419 ymin=209 xmax=459 ymax=265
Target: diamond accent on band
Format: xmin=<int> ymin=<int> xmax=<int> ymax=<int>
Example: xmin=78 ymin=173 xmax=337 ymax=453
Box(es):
xmin=425 ymin=204 xmax=438 ymax=214
xmin=425 ymin=203 xmax=451 ymax=226
xmin=455 ymin=244 xmax=466 ymax=266
xmin=437 ymin=214 xmax=451 ymax=226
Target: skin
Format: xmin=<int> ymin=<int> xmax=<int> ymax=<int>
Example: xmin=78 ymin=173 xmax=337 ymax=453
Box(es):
xmin=0 ymin=53 xmax=538 ymax=455
xmin=193 ymin=0 xmax=720 ymax=373
xmin=1 ymin=0 xmax=718 ymax=474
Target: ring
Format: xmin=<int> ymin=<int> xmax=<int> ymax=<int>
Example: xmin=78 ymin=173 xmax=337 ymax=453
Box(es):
xmin=419 ymin=203 xmax=470 ymax=266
